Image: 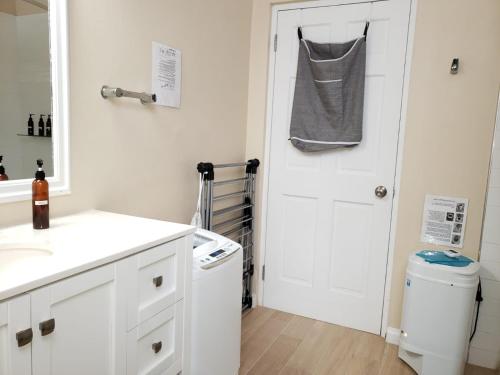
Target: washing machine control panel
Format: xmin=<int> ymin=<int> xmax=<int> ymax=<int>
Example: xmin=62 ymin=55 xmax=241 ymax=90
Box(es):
xmin=199 ymin=242 xmax=240 ymax=269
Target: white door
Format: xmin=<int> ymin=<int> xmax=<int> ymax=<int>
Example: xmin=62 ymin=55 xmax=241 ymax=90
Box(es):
xmin=264 ymin=0 xmax=411 ymax=334
xmin=0 ymin=295 xmax=31 ymax=375
xmin=31 ymin=263 xmax=127 ymax=375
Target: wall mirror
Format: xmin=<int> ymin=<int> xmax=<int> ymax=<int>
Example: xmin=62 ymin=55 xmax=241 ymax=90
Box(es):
xmin=0 ymin=0 xmax=69 ymax=203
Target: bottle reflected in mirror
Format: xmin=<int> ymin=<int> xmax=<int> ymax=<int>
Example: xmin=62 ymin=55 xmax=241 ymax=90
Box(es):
xmin=38 ymin=115 xmax=45 ymax=137
xmin=0 ymin=156 xmax=8 ymax=181
xmin=28 ymin=114 xmax=35 ymax=136
xmin=46 ymin=115 xmax=52 ymax=137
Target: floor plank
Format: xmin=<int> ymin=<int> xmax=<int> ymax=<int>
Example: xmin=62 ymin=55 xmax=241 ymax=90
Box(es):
xmin=247 ymin=335 xmax=302 ymax=375
xmin=279 ymin=321 xmax=348 ymax=375
xmin=241 ymin=307 xmax=497 ymax=375
xmin=282 ymin=315 xmax=317 ymax=340
xmin=240 ymin=310 xmax=294 ymax=374
xmin=241 ymin=306 xmax=276 ymax=344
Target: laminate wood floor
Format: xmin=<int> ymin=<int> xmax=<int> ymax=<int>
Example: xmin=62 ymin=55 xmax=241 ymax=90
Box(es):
xmin=240 ymin=307 xmax=497 ymax=375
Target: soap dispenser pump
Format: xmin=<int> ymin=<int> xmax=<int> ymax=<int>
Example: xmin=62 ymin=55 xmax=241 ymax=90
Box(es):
xmin=28 ymin=114 xmax=35 ymax=136
xmin=0 ymin=156 xmax=8 ymax=181
xmin=32 ymin=159 xmax=49 ymax=229
xmin=46 ymin=114 xmax=52 ymax=137
xmin=38 ymin=115 xmax=45 ymax=137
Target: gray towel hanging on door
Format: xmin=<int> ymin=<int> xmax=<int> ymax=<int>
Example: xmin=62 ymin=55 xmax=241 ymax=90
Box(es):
xmin=290 ymin=33 xmax=367 ymax=152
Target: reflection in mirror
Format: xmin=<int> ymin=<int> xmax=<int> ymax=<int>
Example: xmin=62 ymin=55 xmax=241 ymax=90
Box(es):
xmin=0 ymin=0 xmax=53 ymax=181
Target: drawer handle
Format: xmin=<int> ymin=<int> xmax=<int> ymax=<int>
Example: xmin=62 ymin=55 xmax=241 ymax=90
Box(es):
xmin=153 ymin=276 xmax=163 ymax=288
xmin=16 ymin=328 xmax=33 ymax=347
xmin=39 ymin=318 xmax=55 ymax=336
xmin=152 ymin=341 xmax=163 ymax=354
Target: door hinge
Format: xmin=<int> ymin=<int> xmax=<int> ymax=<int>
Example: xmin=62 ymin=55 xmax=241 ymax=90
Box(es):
xmin=262 ymin=265 xmax=266 ymax=281
xmin=273 ymin=34 xmax=278 ymax=52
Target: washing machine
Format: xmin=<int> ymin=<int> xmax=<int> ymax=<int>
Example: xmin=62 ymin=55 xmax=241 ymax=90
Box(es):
xmin=399 ymin=250 xmax=480 ymax=375
xmin=191 ymin=229 xmax=243 ymax=375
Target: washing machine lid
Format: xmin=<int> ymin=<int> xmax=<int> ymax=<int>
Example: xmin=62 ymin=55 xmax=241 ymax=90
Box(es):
xmin=409 ymin=251 xmax=480 ymax=277
xmin=416 ymin=250 xmax=473 ymax=267
xmin=193 ymin=229 xmax=242 ymax=272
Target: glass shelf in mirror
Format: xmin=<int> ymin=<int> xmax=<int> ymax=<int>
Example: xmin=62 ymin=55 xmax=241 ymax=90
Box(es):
xmin=17 ymin=134 xmax=52 ymax=138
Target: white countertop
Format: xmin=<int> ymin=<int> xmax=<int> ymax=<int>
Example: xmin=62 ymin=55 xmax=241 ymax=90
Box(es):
xmin=0 ymin=210 xmax=195 ymax=301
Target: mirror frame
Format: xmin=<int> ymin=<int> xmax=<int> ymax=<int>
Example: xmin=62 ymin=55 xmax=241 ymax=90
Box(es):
xmin=0 ymin=0 xmax=70 ymax=203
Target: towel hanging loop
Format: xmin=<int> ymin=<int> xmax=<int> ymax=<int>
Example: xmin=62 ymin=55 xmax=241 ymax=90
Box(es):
xmin=297 ymin=26 xmax=303 ymax=40
xmin=364 ymin=2 xmax=373 ymax=41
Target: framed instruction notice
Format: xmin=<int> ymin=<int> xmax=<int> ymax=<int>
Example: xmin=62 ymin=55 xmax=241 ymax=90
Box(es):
xmin=420 ymin=195 xmax=468 ymax=248
xmin=152 ymin=41 xmax=181 ymax=108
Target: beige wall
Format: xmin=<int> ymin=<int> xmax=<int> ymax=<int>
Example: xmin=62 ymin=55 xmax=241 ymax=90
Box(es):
xmin=0 ymin=0 xmax=252 ymax=226
xmin=1 ymin=0 xmax=499 ymax=335
xmin=245 ymin=0 xmax=500 ymax=329
xmin=388 ymin=0 xmax=500 ymax=328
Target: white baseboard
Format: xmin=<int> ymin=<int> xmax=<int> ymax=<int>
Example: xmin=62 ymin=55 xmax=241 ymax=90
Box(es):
xmin=385 ymin=327 xmax=401 ymax=345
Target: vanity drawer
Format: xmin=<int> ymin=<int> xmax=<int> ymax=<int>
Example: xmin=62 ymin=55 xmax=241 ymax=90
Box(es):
xmin=126 ymin=238 xmax=187 ymax=329
xmin=126 ymin=301 xmax=184 ymax=375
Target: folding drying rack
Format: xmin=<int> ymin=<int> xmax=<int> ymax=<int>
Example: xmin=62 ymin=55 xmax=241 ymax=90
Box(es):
xmin=196 ymin=159 xmax=260 ymax=311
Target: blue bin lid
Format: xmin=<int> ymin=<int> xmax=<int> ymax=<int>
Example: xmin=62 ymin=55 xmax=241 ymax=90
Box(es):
xmin=416 ymin=250 xmax=474 ymax=267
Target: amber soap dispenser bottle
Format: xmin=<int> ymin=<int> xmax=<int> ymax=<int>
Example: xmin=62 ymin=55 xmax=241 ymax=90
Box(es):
xmin=32 ymin=159 xmax=49 ymax=229
xmin=0 ymin=156 xmax=8 ymax=181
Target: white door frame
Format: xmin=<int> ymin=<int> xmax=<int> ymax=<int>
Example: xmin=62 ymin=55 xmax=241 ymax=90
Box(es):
xmin=257 ymin=0 xmax=419 ymax=336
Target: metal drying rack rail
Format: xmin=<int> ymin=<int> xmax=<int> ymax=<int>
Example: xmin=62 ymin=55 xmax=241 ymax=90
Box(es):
xmin=197 ymin=159 xmax=260 ymax=312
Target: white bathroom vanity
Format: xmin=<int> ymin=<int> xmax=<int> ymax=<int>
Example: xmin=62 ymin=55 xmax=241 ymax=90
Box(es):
xmin=0 ymin=210 xmax=195 ymax=375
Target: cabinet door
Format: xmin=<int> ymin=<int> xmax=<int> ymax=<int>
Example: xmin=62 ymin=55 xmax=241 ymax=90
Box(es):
xmin=126 ymin=301 xmax=184 ymax=375
xmin=124 ymin=238 xmax=187 ymax=330
xmin=31 ymin=263 xmax=127 ymax=375
xmin=0 ymin=295 xmax=31 ymax=375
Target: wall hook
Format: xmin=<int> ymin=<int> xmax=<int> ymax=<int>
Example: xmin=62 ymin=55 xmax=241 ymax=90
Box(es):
xmin=450 ymin=58 xmax=459 ymax=74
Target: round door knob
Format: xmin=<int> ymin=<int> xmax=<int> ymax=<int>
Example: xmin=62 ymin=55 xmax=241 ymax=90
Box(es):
xmin=375 ymin=186 xmax=387 ymax=198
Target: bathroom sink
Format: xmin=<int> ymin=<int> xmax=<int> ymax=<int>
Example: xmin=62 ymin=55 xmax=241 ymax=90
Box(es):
xmin=0 ymin=243 xmax=53 ymax=269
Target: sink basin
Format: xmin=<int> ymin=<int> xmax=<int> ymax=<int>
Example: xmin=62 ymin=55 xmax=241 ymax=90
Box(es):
xmin=0 ymin=243 xmax=52 ymax=269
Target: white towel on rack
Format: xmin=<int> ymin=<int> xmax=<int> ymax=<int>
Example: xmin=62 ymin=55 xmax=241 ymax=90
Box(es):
xmin=191 ymin=174 xmax=203 ymax=228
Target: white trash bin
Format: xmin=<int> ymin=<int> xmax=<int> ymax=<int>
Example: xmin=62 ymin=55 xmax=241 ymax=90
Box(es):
xmin=399 ymin=251 xmax=480 ymax=375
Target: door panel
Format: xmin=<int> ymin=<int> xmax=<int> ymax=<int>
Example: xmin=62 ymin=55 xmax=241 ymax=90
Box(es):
xmin=0 ymin=295 xmax=31 ymax=375
xmin=329 ymin=200 xmax=372 ymax=295
xmin=280 ymin=195 xmax=318 ymax=286
xmin=31 ymin=264 xmax=126 ymax=375
xmin=264 ymin=0 xmax=411 ymax=333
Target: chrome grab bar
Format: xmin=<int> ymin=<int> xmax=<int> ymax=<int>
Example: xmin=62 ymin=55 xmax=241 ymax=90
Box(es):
xmin=101 ymin=85 xmax=156 ymax=104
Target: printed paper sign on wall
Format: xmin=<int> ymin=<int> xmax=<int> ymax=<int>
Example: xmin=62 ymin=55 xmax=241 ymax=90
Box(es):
xmin=152 ymin=41 xmax=181 ymax=108
xmin=420 ymin=195 xmax=468 ymax=248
